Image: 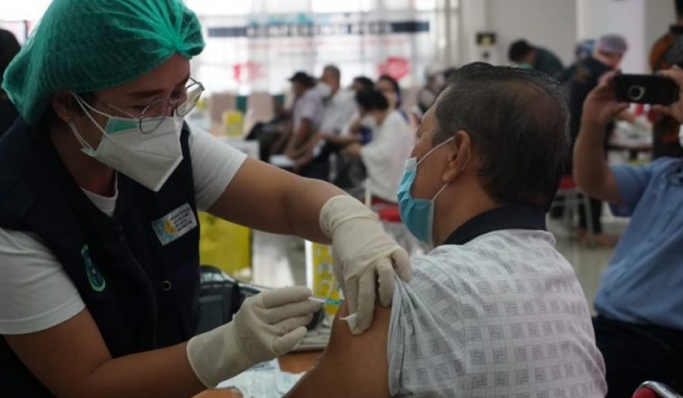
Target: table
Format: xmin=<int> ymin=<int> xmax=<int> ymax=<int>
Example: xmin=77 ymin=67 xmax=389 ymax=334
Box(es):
xmin=192 ymin=351 xmax=322 ymax=398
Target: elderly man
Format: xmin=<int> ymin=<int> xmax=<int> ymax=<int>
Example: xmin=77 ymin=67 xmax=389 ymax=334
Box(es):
xmin=284 ymin=63 xmax=607 ymax=397
xmin=290 ymin=65 xmax=357 ymax=176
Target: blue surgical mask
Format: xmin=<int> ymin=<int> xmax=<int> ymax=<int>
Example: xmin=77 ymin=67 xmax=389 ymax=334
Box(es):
xmin=397 ymin=137 xmax=457 ymax=245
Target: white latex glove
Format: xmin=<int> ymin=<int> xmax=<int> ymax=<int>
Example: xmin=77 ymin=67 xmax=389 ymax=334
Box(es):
xmin=319 ymin=195 xmax=412 ymax=334
xmin=186 ymin=286 xmax=322 ymax=387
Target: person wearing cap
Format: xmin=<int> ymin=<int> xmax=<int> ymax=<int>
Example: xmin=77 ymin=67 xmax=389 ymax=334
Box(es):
xmin=0 ymin=0 xmax=411 ymax=396
xmin=567 ymin=34 xmax=628 ymax=246
xmin=275 ymin=71 xmax=327 ymax=179
xmin=508 ymin=39 xmax=565 ymax=79
xmin=287 ymin=65 xmax=357 ymax=178
xmin=573 ymin=66 xmax=683 ymax=397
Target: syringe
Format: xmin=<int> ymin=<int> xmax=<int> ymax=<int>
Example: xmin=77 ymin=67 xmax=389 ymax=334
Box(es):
xmin=247 ymin=283 xmax=342 ymax=306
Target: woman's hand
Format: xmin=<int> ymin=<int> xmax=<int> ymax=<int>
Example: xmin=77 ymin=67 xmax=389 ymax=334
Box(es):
xmin=187 ymin=287 xmax=322 ymax=388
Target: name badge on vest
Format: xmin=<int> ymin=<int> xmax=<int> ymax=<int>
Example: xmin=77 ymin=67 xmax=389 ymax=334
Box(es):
xmin=151 ymin=203 xmax=198 ymax=246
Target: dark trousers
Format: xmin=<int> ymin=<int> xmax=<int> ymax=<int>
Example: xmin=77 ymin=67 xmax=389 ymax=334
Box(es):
xmin=579 ymin=196 xmax=603 ymax=234
xmin=593 ymin=316 xmax=683 ymax=398
xmin=299 ymin=160 xmax=330 ymax=181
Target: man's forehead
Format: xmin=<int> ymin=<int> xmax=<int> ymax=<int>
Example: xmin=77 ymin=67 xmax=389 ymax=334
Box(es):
xmin=422 ymin=105 xmax=437 ymax=126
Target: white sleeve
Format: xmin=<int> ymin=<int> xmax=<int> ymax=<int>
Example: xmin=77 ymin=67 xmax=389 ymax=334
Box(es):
xmin=0 ymin=229 xmax=85 ymax=335
xmin=298 ymin=95 xmax=320 ymax=121
xmin=189 ymin=126 xmax=248 ymax=211
xmin=340 ymin=111 xmax=360 ymax=137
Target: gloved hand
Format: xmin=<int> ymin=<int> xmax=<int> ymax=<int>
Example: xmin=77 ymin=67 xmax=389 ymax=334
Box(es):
xmin=319 ymin=195 xmax=411 ymax=334
xmin=186 ymin=286 xmax=322 ymax=387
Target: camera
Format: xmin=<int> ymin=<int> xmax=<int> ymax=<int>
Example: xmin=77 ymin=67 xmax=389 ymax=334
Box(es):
xmin=614 ymin=74 xmax=679 ymax=105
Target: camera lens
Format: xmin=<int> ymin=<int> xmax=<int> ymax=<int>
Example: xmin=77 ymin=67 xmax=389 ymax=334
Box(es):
xmin=628 ymin=85 xmax=646 ymax=101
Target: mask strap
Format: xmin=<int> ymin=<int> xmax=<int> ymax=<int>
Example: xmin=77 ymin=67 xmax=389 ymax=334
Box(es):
xmin=72 ymin=93 xmax=110 ymax=119
xmin=432 ymin=183 xmax=449 ymax=202
xmin=72 ymin=94 xmax=109 ymax=137
xmin=68 ymin=122 xmax=95 ymax=153
xmin=417 ymin=137 xmax=454 ymax=166
xmin=432 ymin=147 xmax=472 ymax=202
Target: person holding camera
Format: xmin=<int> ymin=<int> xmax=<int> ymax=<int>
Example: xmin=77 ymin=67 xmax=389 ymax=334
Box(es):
xmin=573 ymin=69 xmax=683 ymax=397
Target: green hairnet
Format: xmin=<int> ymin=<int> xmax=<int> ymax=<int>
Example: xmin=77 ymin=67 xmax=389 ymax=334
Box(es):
xmin=2 ymin=0 xmax=205 ymax=126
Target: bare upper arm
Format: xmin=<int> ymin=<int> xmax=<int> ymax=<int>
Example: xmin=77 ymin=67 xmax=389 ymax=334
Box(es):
xmin=4 ymin=308 xmax=111 ymax=397
xmin=579 ymin=164 xmax=622 ymax=205
xmin=284 ymin=303 xmax=391 ymax=398
xmin=207 ymin=158 xmax=300 ymax=232
xmin=207 ymin=157 xmax=341 ymax=242
xmin=597 ymin=167 xmax=622 ymax=204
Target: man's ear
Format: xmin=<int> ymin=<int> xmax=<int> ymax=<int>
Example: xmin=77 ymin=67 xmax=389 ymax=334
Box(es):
xmin=50 ymin=91 xmax=78 ymax=124
xmin=442 ymin=130 xmax=472 ymax=183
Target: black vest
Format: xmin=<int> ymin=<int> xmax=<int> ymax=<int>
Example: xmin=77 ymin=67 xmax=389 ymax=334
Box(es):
xmin=0 ymin=119 xmax=201 ymax=396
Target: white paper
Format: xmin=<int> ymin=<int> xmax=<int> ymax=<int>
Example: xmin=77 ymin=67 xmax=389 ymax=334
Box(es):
xmin=216 ymin=359 xmax=304 ymax=398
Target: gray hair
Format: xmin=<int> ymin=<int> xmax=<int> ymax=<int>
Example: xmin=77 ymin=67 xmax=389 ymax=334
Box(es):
xmin=433 ymin=62 xmax=570 ymax=208
xmin=323 ymin=65 xmax=341 ymax=82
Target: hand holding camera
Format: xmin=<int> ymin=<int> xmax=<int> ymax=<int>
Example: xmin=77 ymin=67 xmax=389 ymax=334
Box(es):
xmin=581 ymin=70 xmax=630 ymax=128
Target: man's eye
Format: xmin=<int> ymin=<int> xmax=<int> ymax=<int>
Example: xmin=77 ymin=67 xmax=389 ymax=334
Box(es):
xmin=171 ymin=91 xmax=185 ymax=100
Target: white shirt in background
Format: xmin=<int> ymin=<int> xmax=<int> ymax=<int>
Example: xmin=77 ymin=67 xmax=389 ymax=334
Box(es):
xmin=360 ymin=110 xmax=414 ymax=202
xmin=292 ymin=88 xmax=324 ymax=134
xmin=319 ymin=89 xmax=357 ymax=135
xmin=0 ymin=128 xmax=248 ymax=335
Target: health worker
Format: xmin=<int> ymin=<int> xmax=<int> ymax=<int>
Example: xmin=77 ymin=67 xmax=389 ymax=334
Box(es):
xmin=0 ymin=0 xmax=411 ymax=396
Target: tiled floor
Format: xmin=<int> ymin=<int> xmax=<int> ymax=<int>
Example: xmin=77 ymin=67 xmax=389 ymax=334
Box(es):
xmin=250 ymin=214 xmax=629 ymax=313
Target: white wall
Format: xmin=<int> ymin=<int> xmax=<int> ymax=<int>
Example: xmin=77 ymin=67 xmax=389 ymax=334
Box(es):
xmin=485 ymin=0 xmax=578 ymax=66
xmin=577 ymin=0 xmax=647 ymax=73
xmin=457 ymin=0 xmax=488 ymax=65
xmin=457 ymin=0 xmax=676 ymax=72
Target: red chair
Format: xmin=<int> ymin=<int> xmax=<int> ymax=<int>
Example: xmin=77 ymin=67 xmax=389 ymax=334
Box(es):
xmin=550 ymin=176 xmax=595 ymax=245
xmin=364 ymin=192 xmax=429 ymax=256
xmin=633 ymin=381 xmax=682 ymax=398
xmin=377 ymin=205 xmax=401 ymax=223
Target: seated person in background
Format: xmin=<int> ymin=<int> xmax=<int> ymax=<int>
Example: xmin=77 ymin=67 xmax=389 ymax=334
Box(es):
xmin=317 ymin=65 xmax=357 ymax=141
xmin=416 ymin=65 xmax=445 ymax=115
xmin=271 ymin=71 xmax=325 ymax=179
xmin=291 ymin=65 xmax=357 ymax=171
xmin=286 ymin=63 xmax=607 ymax=398
xmin=344 ymin=89 xmax=413 ymax=204
xmin=351 ymin=75 xmax=375 ymax=92
xmin=377 ymin=74 xmax=409 ymax=122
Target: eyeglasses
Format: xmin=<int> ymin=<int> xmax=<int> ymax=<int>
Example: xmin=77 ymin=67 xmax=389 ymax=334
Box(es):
xmin=100 ymin=77 xmax=205 ymax=134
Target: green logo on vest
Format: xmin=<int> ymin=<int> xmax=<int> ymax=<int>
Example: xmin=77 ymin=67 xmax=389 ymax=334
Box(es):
xmin=82 ymin=245 xmax=106 ymax=292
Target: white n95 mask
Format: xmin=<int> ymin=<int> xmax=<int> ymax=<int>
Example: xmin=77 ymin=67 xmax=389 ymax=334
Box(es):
xmin=70 ymin=94 xmax=184 ymax=192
